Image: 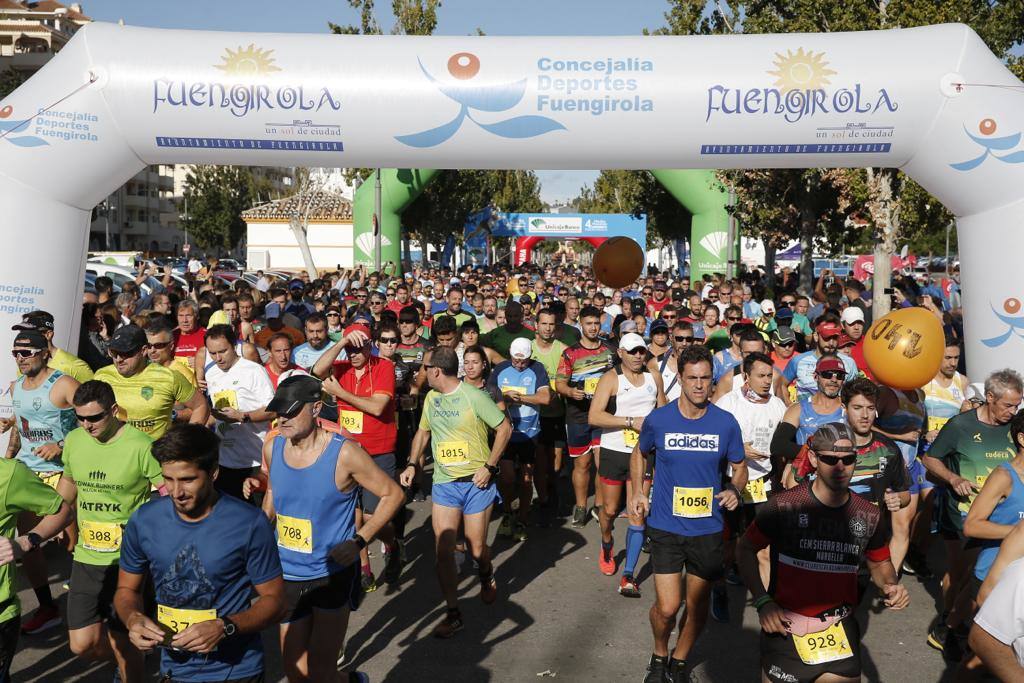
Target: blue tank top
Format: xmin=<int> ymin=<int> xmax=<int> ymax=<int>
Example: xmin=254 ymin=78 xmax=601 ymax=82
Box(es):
xmin=12 ymin=370 xmax=74 ymax=474
xmin=269 ymin=432 xmax=358 ymax=581
xmin=796 ymin=397 xmax=844 ymax=445
xmin=974 ymin=462 xmax=1024 ymax=582
xmin=875 ymin=389 xmax=927 ymax=465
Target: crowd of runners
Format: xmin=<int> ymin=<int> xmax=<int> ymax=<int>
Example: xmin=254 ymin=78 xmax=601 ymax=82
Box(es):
xmin=2 ymin=257 xmax=1024 ymax=682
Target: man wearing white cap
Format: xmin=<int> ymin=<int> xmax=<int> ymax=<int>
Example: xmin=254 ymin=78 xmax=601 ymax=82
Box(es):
xmin=841 ymin=306 xmax=869 ymax=374
xmin=488 ymin=338 xmax=552 ymax=541
xmin=754 ymin=300 xmax=777 ymax=335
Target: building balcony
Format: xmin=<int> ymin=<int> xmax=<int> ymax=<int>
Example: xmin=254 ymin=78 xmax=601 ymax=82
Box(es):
xmin=158 ymin=175 xmax=174 ymax=191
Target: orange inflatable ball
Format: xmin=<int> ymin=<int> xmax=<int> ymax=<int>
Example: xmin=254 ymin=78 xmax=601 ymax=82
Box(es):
xmin=592 ymin=237 xmax=644 ymax=289
xmin=862 ymin=307 xmax=944 ymax=391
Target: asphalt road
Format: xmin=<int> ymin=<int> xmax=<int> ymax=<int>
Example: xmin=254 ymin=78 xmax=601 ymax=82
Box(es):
xmin=10 ymin=488 xmax=959 ymax=682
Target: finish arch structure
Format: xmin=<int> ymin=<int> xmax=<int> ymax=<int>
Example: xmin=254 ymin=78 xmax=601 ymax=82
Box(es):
xmin=1 ymin=22 xmax=1022 ymax=396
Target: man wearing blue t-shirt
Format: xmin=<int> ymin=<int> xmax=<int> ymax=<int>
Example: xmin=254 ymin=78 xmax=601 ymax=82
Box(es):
xmin=488 ymin=337 xmax=551 ymax=541
xmin=631 ymin=344 xmax=747 ymax=683
xmin=779 ymin=317 xmax=857 ymax=401
xmin=115 ymin=425 xmax=285 ymax=683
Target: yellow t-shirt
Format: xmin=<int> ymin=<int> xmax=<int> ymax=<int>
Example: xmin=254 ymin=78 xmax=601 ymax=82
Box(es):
xmin=167 ymin=359 xmax=197 ymax=388
xmin=50 ymin=348 xmax=94 ymax=383
xmin=94 ymin=363 xmax=195 ymax=439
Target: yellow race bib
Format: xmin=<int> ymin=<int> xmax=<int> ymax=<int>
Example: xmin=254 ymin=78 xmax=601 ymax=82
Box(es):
xmin=623 ymin=429 xmax=639 ymax=448
xmin=584 ymin=377 xmax=600 ymax=395
xmin=157 ymin=605 xmax=218 ymax=635
xmin=501 ymin=385 xmax=528 ymax=395
xmin=436 ymin=440 xmax=470 ymax=466
xmin=792 ymin=621 xmax=853 ymax=665
xmin=672 ymin=486 xmax=713 ymax=518
xmin=80 ymin=520 xmax=122 ymax=553
xmin=38 ymin=471 xmax=61 ymax=489
xmin=276 ymin=514 xmax=313 ymax=554
xmin=927 ymin=416 xmax=949 ymax=433
xmin=340 ymin=410 xmax=364 ymax=435
xmin=741 ymin=477 xmax=769 ymax=505
xmin=212 ymin=389 xmax=238 ymax=410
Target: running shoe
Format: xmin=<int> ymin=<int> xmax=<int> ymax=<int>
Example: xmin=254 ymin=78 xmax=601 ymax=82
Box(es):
xmin=667 ymin=658 xmax=688 ymax=683
xmin=599 ymin=544 xmax=616 ymax=576
xmin=618 ymin=575 xmax=641 ymax=598
xmin=497 ymin=515 xmax=514 ymax=538
xmin=725 ymin=565 xmax=743 ymax=586
xmin=903 ymin=548 xmax=934 ymax=580
xmin=590 ymin=505 xmax=601 ymax=522
xmin=431 ymin=608 xmax=464 ymax=638
xmin=361 ymin=572 xmax=378 ymax=594
xmin=480 ymin=574 xmax=498 ymax=605
xmin=513 ymin=521 xmax=528 ymax=542
xmin=926 ymin=622 xmax=948 ymax=653
xmin=710 ymin=585 xmax=729 ymax=623
xmin=412 ymin=491 xmax=426 ymax=502
xmin=643 ymin=654 xmax=670 ymax=683
xmin=571 ymin=505 xmax=587 ymax=528
xmin=383 ymin=545 xmax=404 ymax=585
xmin=943 ymin=625 xmax=968 ymax=664
xmin=20 ymin=604 xmax=60 ymax=635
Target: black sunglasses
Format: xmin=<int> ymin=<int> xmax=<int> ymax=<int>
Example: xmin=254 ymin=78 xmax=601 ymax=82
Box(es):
xmin=147 ymin=340 xmax=174 ymax=350
xmin=378 ymin=337 xmax=398 ymax=344
xmin=75 ymin=410 xmax=108 ymax=423
xmin=109 ymin=348 xmax=142 ymax=359
xmin=818 ymin=370 xmax=847 ymax=380
xmin=674 ymin=335 xmax=695 ymax=343
xmin=817 ymin=453 xmax=857 ymax=466
xmin=777 ymin=341 xmax=795 ymax=348
xmin=727 ymin=316 xmax=742 ymax=322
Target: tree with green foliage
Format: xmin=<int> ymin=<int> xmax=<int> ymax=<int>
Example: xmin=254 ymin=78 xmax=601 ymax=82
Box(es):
xmin=0 ymin=68 xmax=27 ymax=101
xmin=181 ymin=166 xmax=266 ymax=253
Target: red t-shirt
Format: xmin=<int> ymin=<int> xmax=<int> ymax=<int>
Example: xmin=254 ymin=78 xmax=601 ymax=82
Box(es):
xmin=849 ymin=338 xmax=872 ymax=378
xmin=387 ymin=300 xmax=411 ymax=316
xmin=174 ymin=327 xmax=207 ymax=360
xmin=647 ymin=297 xmax=669 ymax=318
xmin=264 ymin=363 xmax=307 ymax=389
xmin=331 ymin=356 xmax=396 ymax=455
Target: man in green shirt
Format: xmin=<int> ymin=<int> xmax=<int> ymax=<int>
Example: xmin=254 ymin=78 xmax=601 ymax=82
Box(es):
xmin=922 ymin=368 xmax=1022 ymax=655
xmin=57 ymin=380 xmax=163 ymax=681
xmin=532 ymin=308 xmax=567 ymax=520
xmin=400 ymin=347 xmax=511 ymax=639
xmin=433 ymin=287 xmax=474 ymax=329
xmin=480 ymin=300 xmax=534 ymax=361
xmin=0 ymin=455 xmax=72 ymax=679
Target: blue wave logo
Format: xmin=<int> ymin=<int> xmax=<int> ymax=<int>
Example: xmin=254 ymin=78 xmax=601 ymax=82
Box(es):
xmin=0 ymin=105 xmax=48 ymax=148
xmin=395 ymin=52 xmax=565 ymax=148
xmin=982 ymin=297 xmax=1024 ymax=347
xmin=950 ymin=118 xmax=1024 ymax=171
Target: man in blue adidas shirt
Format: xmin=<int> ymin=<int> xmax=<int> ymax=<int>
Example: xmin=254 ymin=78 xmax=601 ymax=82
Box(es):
xmin=488 ymin=337 xmax=551 ymax=541
xmin=631 ymin=344 xmax=747 ymax=683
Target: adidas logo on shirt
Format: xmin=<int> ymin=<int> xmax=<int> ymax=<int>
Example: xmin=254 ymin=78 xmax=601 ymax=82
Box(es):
xmin=664 ymin=433 xmax=720 ymax=451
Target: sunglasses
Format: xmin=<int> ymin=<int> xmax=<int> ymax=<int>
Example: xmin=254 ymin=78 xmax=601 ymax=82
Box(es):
xmin=642 ymin=290 xmax=653 ymax=296
xmin=327 ymin=312 xmax=341 ymax=317
xmin=727 ymin=316 xmax=742 ymax=322
xmin=624 ymin=347 xmax=647 ymax=355
xmin=370 ymin=300 xmax=384 ymax=306
xmin=818 ymin=370 xmax=847 ymax=380
xmin=356 ymin=294 xmax=367 ymax=299
xmin=75 ymin=410 xmax=107 ymax=423
xmin=147 ymin=340 xmax=174 ymax=350
xmin=777 ymin=341 xmax=795 ymax=348
xmin=11 ymin=349 xmax=41 ymax=358
xmin=816 ymin=453 xmax=857 ymax=466
xmin=674 ymin=336 xmax=695 ymax=343
xmin=109 ymin=348 xmax=142 ymax=359
xmin=378 ymin=337 xmax=398 ymax=344
xmin=781 ymin=300 xmax=796 ymax=306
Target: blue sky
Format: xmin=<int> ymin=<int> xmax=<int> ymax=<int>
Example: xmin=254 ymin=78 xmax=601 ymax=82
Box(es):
xmin=82 ymin=0 xmax=673 ymax=204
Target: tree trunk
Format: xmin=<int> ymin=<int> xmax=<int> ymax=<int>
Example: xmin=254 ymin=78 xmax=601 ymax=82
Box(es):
xmin=799 ymin=204 xmax=815 ymax=294
xmin=870 ymin=168 xmax=897 ymax=322
xmin=764 ymin=243 xmax=777 ymax=295
xmin=288 ymin=217 xmax=318 ymax=278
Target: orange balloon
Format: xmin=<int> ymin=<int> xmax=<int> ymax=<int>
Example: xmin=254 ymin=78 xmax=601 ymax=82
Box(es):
xmin=862 ymin=307 xmax=944 ymax=390
xmin=592 ymin=237 xmax=644 ymax=289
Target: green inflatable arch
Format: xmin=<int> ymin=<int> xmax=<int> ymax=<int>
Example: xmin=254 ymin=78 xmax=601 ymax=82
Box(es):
xmin=353 ymin=169 xmax=731 ymax=281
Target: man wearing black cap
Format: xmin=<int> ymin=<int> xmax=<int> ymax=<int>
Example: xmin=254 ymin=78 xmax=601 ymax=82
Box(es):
xmin=770 ymin=326 xmax=798 ymax=375
xmin=646 ymin=281 xmax=670 ymax=320
xmin=93 ymin=325 xmax=209 ymax=439
xmin=738 ymin=422 xmax=908 ymax=683
xmin=261 ymin=374 xmax=402 ymax=682
xmin=4 ymin=329 xmax=80 ymax=635
xmin=649 ymin=319 xmax=671 ymax=358
xmin=14 ymin=310 xmax=93 ymax=383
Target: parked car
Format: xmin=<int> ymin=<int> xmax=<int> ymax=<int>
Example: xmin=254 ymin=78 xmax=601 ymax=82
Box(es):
xmin=86 ymin=262 xmax=166 ymax=296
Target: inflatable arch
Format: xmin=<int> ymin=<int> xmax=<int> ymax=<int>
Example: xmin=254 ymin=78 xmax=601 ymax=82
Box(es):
xmin=1 ymin=22 xmax=1023 ymax=398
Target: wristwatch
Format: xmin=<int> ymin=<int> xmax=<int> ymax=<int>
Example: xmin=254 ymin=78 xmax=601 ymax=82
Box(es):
xmin=352 ymin=534 xmax=368 ymax=550
xmin=25 ymin=532 xmax=41 ymax=551
xmin=485 ymin=463 xmax=500 ymax=476
xmin=221 ymin=616 xmax=237 ymax=638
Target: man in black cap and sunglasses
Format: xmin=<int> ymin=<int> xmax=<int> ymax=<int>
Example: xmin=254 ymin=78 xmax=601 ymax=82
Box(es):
xmin=14 ymin=310 xmax=93 ymax=383
xmin=3 ymin=329 xmax=80 ymax=636
xmin=737 ymin=422 xmax=909 ymax=683
xmin=93 ymin=325 xmax=209 ymax=440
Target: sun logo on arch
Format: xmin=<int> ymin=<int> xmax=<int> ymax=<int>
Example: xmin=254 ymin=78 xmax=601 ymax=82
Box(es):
xmin=767 ymin=48 xmax=837 ymax=93
xmin=214 ymin=45 xmax=282 ymax=76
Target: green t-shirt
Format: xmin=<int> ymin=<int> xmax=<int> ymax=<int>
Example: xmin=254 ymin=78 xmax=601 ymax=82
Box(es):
xmin=420 ymin=382 xmax=506 ymax=484
xmin=705 ymin=328 xmax=731 ymax=353
xmin=434 ymin=311 xmax=474 ymax=329
xmin=531 ymin=338 xmax=567 ymax=418
xmin=481 ymin=325 xmax=535 ymax=359
xmin=929 ymin=409 xmax=1014 ymax=525
xmin=0 ymin=459 xmax=63 ymax=622
xmin=791 ymin=313 xmax=813 ymax=336
xmin=62 ymin=425 xmax=162 ymax=566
